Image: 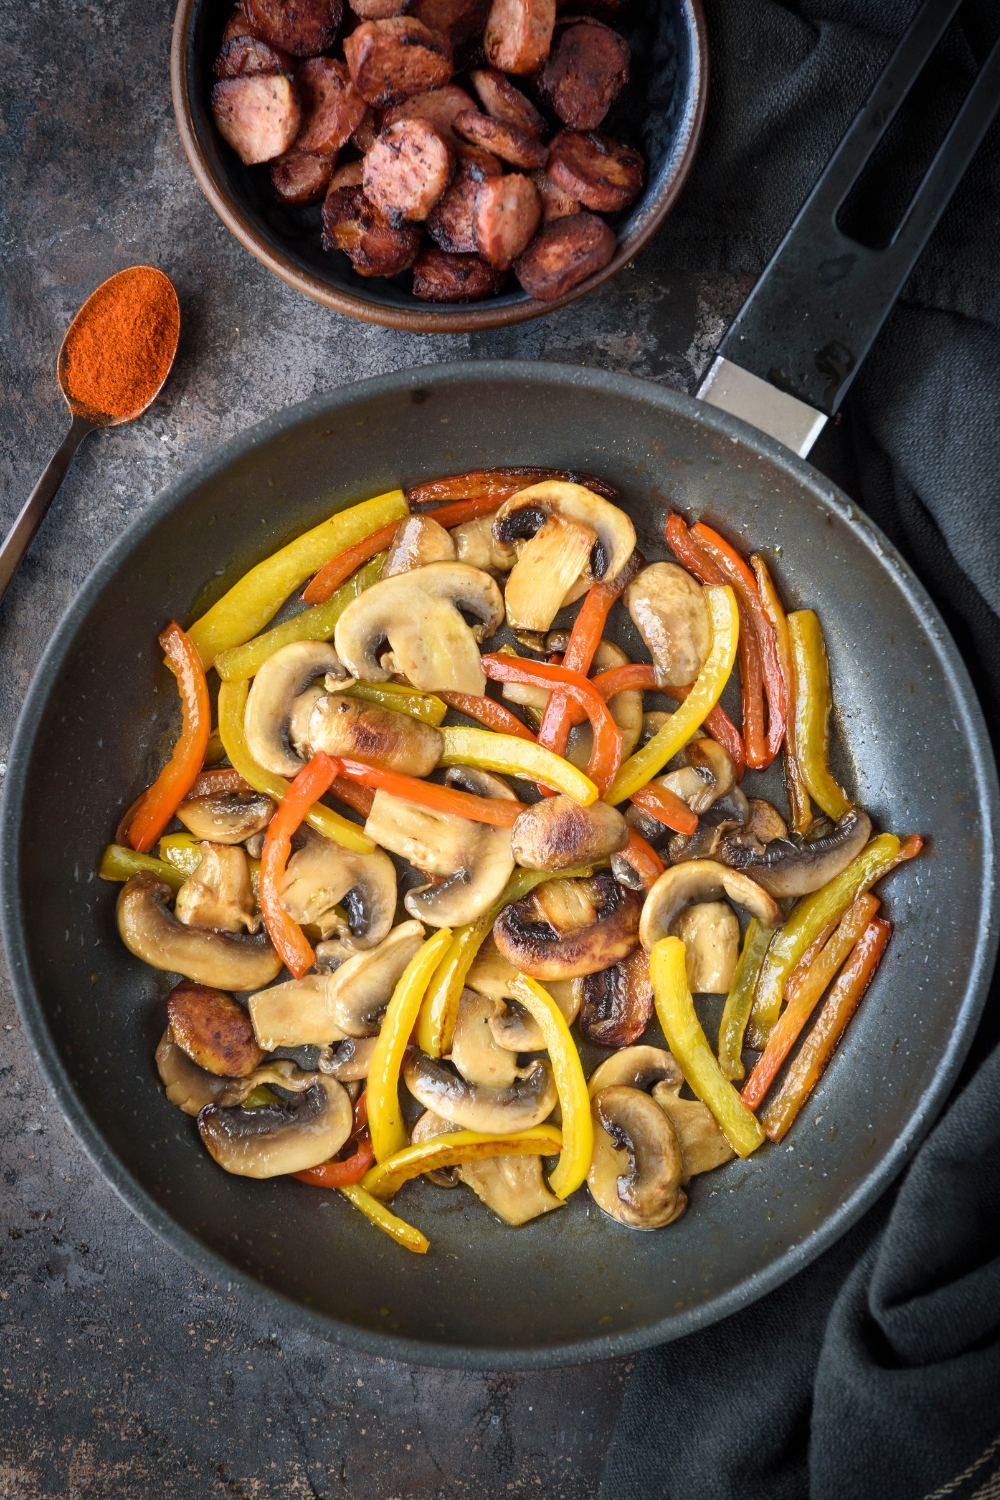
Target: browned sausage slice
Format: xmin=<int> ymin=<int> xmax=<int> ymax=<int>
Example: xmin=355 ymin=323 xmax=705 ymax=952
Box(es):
xmin=351 ymin=106 xmax=381 ymax=152
xmin=271 ymin=148 xmax=333 ymax=204
xmin=211 ymin=75 xmax=302 ymax=164
xmin=363 ymin=119 xmax=454 ymax=222
xmin=213 ymin=35 xmax=292 ymax=79
xmin=222 ymin=4 xmax=259 ymax=43
xmin=295 ymin=58 xmax=367 ymax=154
xmin=243 ymin=0 xmax=343 ymax=57
xmin=530 ymin=169 xmax=581 ymax=221
xmin=349 ymin=0 xmax=407 ymax=17
xmin=412 ymin=247 xmax=506 ymax=301
xmin=513 ymin=210 xmax=615 ymax=299
xmin=453 ymin=109 xmax=548 ymax=169
xmin=409 ymin=0 xmax=491 ymax=47
xmin=484 ymin=0 xmax=555 ymax=74
xmin=547 ymin=129 xmax=643 ymax=210
xmin=382 ymin=82 xmax=476 ymax=147
xmin=469 ymin=67 xmax=547 ymax=139
xmin=426 ymin=144 xmax=502 ymax=252
xmin=344 ymin=18 xmax=453 ymax=107
xmin=322 ymin=185 xmax=422 ymax=275
xmin=329 ymin=159 xmax=366 ymax=190
xmin=473 ymin=172 xmax=542 ymax=268
xmin=539 ymin=19 xmax=628 ymax=129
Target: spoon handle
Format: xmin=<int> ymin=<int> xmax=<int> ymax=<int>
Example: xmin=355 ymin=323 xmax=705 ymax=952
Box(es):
xmin=0 ymin=413 xmax=97 ymax=607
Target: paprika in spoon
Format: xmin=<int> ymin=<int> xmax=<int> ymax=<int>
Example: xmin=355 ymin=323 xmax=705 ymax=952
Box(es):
xmin=0 ymin=265 xmax=180 ymax=606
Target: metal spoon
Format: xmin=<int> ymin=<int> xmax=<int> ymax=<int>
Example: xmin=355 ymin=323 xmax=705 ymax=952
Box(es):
xmin=0 ymin=265 xmax=180 ymax=606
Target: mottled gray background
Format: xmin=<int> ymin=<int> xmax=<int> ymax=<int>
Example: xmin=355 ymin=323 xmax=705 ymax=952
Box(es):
xmin=0 ymin=2 xmax=747 ymax=1494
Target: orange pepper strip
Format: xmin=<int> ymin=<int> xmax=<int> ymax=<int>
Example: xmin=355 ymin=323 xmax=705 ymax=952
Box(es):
xmin=753 ymin=554 xmax=812 ymax=833
xmin=410 ymin=495 xmax=505 ymax=529
xmin=617 ymin=827 xmax=665 ymax=891
xmin=760 ymin=918 xmax=893 ymax=1142
xmin=481 ymin=654 xmax=622 ymax=795
xmin=126 ymin=622 xmax=211 ymax=853
xmin=337 ymin=758 xmax=526 ymax=826
xmin=629 ymin=782 xmax=699 ymax=836
xmin=186 ymin=767 xmax=256 ymax=799
xmin=406 ymin=467 xmax=617 ymax=508
xmin=293 ymin=1132 xmax=375 ymax=1188
xmin=329 ymin=776 xmax=376 ymax=819
xmin=437 ymin=690 xmax=537 ymax=741
xmin=260 ymin=752 xmax=340 ymax=979
xmin=670 ymin=683 xmax=746 ymax=781
xmin=301 ymin=521 xmax=399 ymax=605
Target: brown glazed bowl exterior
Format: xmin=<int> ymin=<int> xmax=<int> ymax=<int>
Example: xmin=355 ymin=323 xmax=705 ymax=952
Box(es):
xmin=170 ymin=0 xmax=707 ymax=331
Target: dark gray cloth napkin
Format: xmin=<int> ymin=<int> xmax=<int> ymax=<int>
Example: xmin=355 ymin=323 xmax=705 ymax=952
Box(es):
xmin=600 ymin=3 xmax=1000 ymax=1496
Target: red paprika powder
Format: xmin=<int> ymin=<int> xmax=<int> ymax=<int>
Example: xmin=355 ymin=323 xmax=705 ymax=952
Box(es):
xmin=58 ymin=265 xmax=180 ymax=423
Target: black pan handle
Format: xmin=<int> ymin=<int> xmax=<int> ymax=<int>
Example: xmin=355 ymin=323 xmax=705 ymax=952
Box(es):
xmin=697 ymin=0 xmax=1000 ymax=457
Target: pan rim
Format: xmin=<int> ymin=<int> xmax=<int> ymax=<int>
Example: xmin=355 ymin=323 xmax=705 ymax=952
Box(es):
xmin=3 ymin=359 xmax=996 ymax=1370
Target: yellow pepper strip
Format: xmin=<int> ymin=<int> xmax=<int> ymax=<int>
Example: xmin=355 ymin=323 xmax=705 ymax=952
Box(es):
xmin=99 ymin=843 xmax=185 ymax=892
xmin=717 ymin=918 xmax=774 ymax=1081
xmin=787 ymin=609 xmax=852 ymax=822
xmin=188 ymin=490 xmax=408 ymax=668
xmin=338 ymin=679 xmax=447 ymax=727
xmin=649 ymin=937 xmax=765 ymax=1157
xmin=416 ymin=865 xmax=595 ymax=1057
xmin=604 ymin=586 xmax=739 ymax=805
xmin=508 ymin=975 xmax=593 ymax=1198
xmin=213 ymin=554 xmax=385 ymax=682
xmin=217 ymin=678 xmax=374 ymax=854
xmin=363 ymin=1126 xmax=563 ymax=1202
xmin=337 ymin=1182 xmax=429 ymax=1254
xmin=438 ymin=726 xmax=598 ymax=805
xmin=746 ymin=832 xmax=903 ymax=1049
xmin=158 ymin=831 xmax=261 ymax=899
xmin=368 ymin=927 xmax=454 ymax=1163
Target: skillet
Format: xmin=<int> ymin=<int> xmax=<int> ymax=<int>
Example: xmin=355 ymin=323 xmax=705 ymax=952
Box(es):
xmin=2 ymin=0 xmax=998 ymax=1368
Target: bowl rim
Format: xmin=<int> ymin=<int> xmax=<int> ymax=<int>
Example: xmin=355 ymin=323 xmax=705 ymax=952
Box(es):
xmin=169 ymin=0 xmax=708 ymax=331
xmin=4 ymin=361 xmax=996 ymax=1369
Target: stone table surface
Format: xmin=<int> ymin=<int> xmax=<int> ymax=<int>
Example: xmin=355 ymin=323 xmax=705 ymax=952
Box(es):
xmin=0 ymin=3 xmax=744 ymax=1495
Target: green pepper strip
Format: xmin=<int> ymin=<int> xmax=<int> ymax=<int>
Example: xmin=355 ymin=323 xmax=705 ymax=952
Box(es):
xmin=650 ymin=937 xmax=765 ymax=1158
xmin=188 ymin=490 xmax=408 ymax=669
xmin=437 ymin=725 xmax=598 ymax=805
xmin=745 ymin=833 xmax=903 ymax=1050
xmin=213 ymin=555 xmax=385 ymax=682
xmin=788 ymin=609 xmax=852 ymax=822
xmin=717 ymin=918 xmax=774 ymax=1081
xmin=99 ymin=844 xmax=185 ymax=893
xmin=337 ymin=679 xmax=447 ymax=726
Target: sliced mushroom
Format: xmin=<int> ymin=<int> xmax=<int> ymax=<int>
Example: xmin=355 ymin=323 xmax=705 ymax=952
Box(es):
xmin=510 ymin=794 xmax=628 ymax=872
xmin=166 ymin=981 xmax=263 ymax=1077
xmin=449 ymin=987 xmax=518 ymax=1089
xmin=564 ymin=640 xmax=643 ymax=770
xmin=155 ymin=1030 xmax=317 ymax=1116
xmin=651 ymin=1078 xmax=735 ymax=1182
xmin=174 ymin=843 xmax=260 ymax=934
xmin=578 ymin=946 xmax=654 ymax=1047
xmin=410 ymin=1106 xmax=464 ymax=1187
xmin=588 ymin=1085 xmax=687 ymax=1229
xmin=460 ymin=1155 xmax=564 ymax=1225
xmin=671 ymin=900 xmax=740 ymax=993
xmin=639 ymin=860 xmax=781 ymax=950
xmin=716 ymin=807 xmax=872 ymax=898
xmin=466 ymin=937 xmax=580 ymax=1050
xmin=249 ymin=919 xmax=426 ymax=1048
xmin=244 ymin=640 xmax=347 ymax=778
xmin=334 ymin=561 xmax=504 ymax=695
xmin=626 ymin=562 xmax=710 ymax=689
xmin=279 ymin=828 xmax=396 ymax=956
xmin=587 ymin=1045 xmax=683 ymax=1098
xmin=451 ymin=512 xmax=516 ymax=574
xmin=176 ymin=789 xmax=276 ymax=844
xmin=493 ymin=482 xmax=636 ymax=631
xmin=301 ymin=691 xmax=442 ymax=776
xmin=117 ymin=872 xmax=282 ymax=990
xmin=198 ymin=1073 xmax=353 ymax=1178
xmin=383 ymin=514 xmax=456 ymax=575
xmin=403 ymin=1050 xmax=557 ymax=1133
xmin=318 ymin=1035 xmax=380 ymax=1082
xmin=745 ymin=798 xmax=788 ymax=843
xmin=493 ymin=869 xmax=642 ymax=980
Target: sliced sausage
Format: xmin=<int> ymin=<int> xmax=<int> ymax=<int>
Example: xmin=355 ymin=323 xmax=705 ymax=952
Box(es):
xmin=453 ymin=108 xmax=548 ymax=169
xmin=409 ymin=0 xmax=491 ymax=47
xmin=329 ymin=159 xmax=365 ymax=189
xmin=221 ymin=4 xmax=259 ymax=43
xmin=531 ymin=168 xmax=581 ymax=221
xmin=513 ymin=210 xmax=615 ymax=299
xmin=211 ymin=74 xmax=302 ymax=164
xmin=412 ymin=247 xmax=507 ymax=301
xmin=364 ymin=118 xmax=454 ymax=222
xmin=322 ymin=185 xmax=422 ymax=275
xmin=539 ymin=19 xmax=629 ymax=129
xmin=547 ymin=129 xmax=643 ymax=210
xmin=271 ymin=148 xmax=333 ymax=203
xmin=243 ymin=0 xmax=343 ymax=57
xmin=473 ymin=172 xmax=542 ymax=269
xmin=349 ymin=0 xmax=407 ymax=16
xmin=484 ymin=0 xmax=555 ymax=74
xmin=351 ymin=106 xmax=380 ymax=152
xmin=295 ymin=58 xmax=368 ymax=155
xmin=382 ymin=82 xmax=476 ymax=147
xmin=213 ymin=35 xmax=292 ymax=79
xmin=426 ymin=144 xmax=502 ymax=252
xmin=469 ymin=66 xmax=546 ymax=140
xmin=344 ymin=18 xmax=453 ymax=108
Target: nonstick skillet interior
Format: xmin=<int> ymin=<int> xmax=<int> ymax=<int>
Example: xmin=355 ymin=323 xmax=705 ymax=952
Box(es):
xmin=2 ymin=362 xmax=995 ymax=1369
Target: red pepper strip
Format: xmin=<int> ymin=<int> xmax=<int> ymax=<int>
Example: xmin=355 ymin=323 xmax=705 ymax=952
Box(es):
xmin=406 ymin=467 xmax=617 ymax=508
xmin=670 ymin=683 xmax=746 ymax=781
xmin=293 ymin=1132 xmax=375 ymax=1188
xmin=338 ymin=759 xmax=526 ymax=826
xmin=260 ymin=752 xmax=340 ymax=979
xmin=330 ymin=776 xmax=376 ymax=818
xmin=301 ymin=521 xmax=399 ymax=605
xmin=481 ymin=654 xmax=622 ymax=795
xmin=618 ymin=828 xmax=665 ymax=891
xmin=629 ymin=782 xmax=699 ymax=835
xmin=127 ymin=622 xmax=211 ymax=853
xmin=692 ymin=522 xmax=787 ymax=768
xmin=437 ymin=690 xmax=538 ymax=741
xmin=186 ymin=767 xmax=256 ymax=799
xmin=413 ymin=495 xmax=505 ymax=529
xmin=116 ymin=789 xmax=147 ymax=847
xmin=550 ymin=663 xmax=659 ymax=733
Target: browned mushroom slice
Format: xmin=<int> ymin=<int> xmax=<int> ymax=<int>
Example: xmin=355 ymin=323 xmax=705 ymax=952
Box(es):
xmin=588 ymin=1085 xmax=687 ymax=1229
xmin=174 ymin=843 xmax=260 ymax=934
xmin=510 ymin=794 xmax=628 ymax=872
xmin=449 ymin=987 xmax=518 ymax=1089
xmin=243 ymin=640 xmax=348 ymax=779
xmin=586 ymin=1044 xmax=682 ymax=1098
xmin=176 ymin=788 xmax=276 ymax=843
xmin=382 ymin=514 xmax=456 ymax=574
xmin=465 ymin=937 xmax=580 ymax=1050
xmin=155 ymin=1031 xmax=318 ymax=1116
xmin=166 ymin=981 xmax=264 ymax=1077
xmin=639 ymin=860 xmax=781 ymax=951
xmin=198 ymin=1075 xmax=353 ymax=1178
xmin=716 ymin=807 xmax=873 ymax=899
xmin=117 ymin=873 xmax=282 ymax=990
xmin=745 ymin=798 xmax=788 ymax=843
xmin=403 ymin=1049 xmax=557 ymax=1132
xmin=625 ymin=561 xmax=711 ymax=689
xmin=278 ymin=829 xmax=397 ymax=955
xmin=460 ymin=1154 xmax=564 ymax=1224
xmin=670 ymin=901 xmax=740 ymax=994
xmin=578 ymin=946 xmax=653 ymax=1047
xmin=493 ymin=869 xmax=642 ymax=980
xmin=305 ymin=692 xmax=443 ymax=777
xmin=319 ymin=1035 xmax=380 ymax=1082
xmin=585 ymin=1045 xmax=734 ymax=1183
